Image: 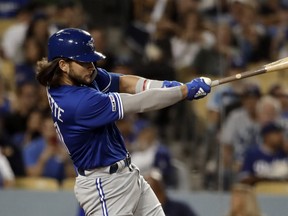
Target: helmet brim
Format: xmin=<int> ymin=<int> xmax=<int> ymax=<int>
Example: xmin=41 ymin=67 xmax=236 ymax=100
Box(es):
xmin=68 ymin=51 xmax=106 ymax=63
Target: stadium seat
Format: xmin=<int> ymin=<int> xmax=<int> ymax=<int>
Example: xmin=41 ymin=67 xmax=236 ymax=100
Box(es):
xmin=254 ymin=181 xmax=288 ymax=195
xmin=61 ymin=178 xmax=75 ymax=190
xmin=15 ymin=177 xmax=59 ymax=191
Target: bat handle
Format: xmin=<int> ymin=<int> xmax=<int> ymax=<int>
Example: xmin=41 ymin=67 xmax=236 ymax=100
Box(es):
xmin=211 ymin=80 xmax=219 ymax=87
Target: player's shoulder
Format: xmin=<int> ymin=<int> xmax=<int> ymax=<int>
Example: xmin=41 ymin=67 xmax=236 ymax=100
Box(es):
xmin=97 ymin=67 xmax=108 ymax=73
xmin=97 ymin=67 xmax=112 ymax=77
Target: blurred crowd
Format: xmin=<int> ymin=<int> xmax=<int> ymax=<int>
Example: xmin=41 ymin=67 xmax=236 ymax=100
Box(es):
xmin=1 ymin=0 xmax=288 ymax=205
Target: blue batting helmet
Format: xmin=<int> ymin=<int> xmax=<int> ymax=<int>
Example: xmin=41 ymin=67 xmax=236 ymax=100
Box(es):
xmin=47 ymin=28 xmax=105 ymax=62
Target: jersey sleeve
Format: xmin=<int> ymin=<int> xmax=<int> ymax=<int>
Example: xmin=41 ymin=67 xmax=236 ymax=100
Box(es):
xmin=95 ymin=68 xmax=121 ymax=93
xmin=75 ymin=89 xmax=124 ymax=129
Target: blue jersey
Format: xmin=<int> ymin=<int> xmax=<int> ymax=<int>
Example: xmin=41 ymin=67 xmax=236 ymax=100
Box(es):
xmin=46 ymin=68 xmax=127 ymax=170
xmin=239 ymin=145 xmax=288 ymax=180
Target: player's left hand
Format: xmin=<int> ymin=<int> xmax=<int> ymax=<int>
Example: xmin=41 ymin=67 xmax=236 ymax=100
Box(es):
xmin=162 ymin=80 xmax=183 ymax=88
xmin=186 ymin=77 xmax=211 ymax=100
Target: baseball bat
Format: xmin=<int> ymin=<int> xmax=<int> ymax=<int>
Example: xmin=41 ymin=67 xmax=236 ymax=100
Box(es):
xmin=211 ymin=57 xmax=288 ymax=87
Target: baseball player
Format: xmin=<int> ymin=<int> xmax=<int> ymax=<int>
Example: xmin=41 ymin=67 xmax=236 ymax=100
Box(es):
xmin=36 ymin=28 xmax=211 ymax=216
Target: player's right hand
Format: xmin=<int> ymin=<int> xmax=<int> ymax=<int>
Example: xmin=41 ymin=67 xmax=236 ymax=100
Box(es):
xmin=186 ymin=77 xmax=211 ymax=100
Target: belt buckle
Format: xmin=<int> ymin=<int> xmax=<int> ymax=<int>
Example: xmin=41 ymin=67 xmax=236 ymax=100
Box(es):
xmin=125 ymin=154 xmax=132 ymax=171
xmin=124 ymin=155 xmax=131 ymax=166
xmin=109 ymin=154 xmax=132 ymax=174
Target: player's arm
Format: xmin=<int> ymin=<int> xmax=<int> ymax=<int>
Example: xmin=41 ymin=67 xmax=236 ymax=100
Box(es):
xmin=75 ymin=77 xmax=210 ymax=129
xmin=119 ymin=75 xmax=182 ymax=94
xmin=120 ymin=77 xmax=211 ymax=114
xmin=96 ymin=67 xmax=182 ymax=93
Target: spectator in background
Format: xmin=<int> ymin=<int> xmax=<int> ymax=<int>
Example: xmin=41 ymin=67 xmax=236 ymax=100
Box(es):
xmin=112 ymin=59 xmax=135 ymax=76
xmin=226 ymin=0 xmax=248 ymax=27
xmin=231 ymin=0 xmax=271 ymax=64
xmin=0 ymin=77 xmax=26 ymax=178
xmin=1 ymin=3 xmax=36 ymax=64
xmin=127 ymin=0 xmax=175 ymax=57
xmin=239 ymin=122 xmax=288 ymax=185
xmin=258 ymin=0 xmax=280 ymax=26
xmin=200 ymin=0 xmax=229 ymax=20
xmin=136 ymin=40 xmax=176 ymax=80
xmin=0 ymin=148 xmax=15 ymax=188
xmin=53 ymin=0 xmax=86 ymax=30
xmin=174 ymin=0 xmax=199 ymax=24
xmin=15 ymin=37 xmax=46 ymax=85
xmin=206 ymin=64 xmax=247 ymax=129
xmin=3 ymin=82 xmax=38 ymax=138
xmin=12 ymin=109 xmax=42 ymax=148
xmin=193 ymin=21 xmax=242 ymax=77
xmin=269 ymin=6 xmax=288 ymax=60
xmin=256 ymin=95 xmax=282 ymax=126
xmin=220 ymin=84 xmax=261 ymax=190
xmin=170 ymin=10 xmax=215 ymax=75
xmin=17 ymin=11 xmax=52 ymax=85
xmin=145 ymin=169 xmax=198 ymax=216
xmin=88 ymin=26 xmax=116 ymax=70
xmin=0 ymin=135 xmax=26 ymax=177
xmin=226 ymin=183 xmax=262 ymax=216
xmin=23 ymin=113 xmax=75 ymax=183
xmin=258 ymin=88 xmax=288 ymax=144
xmin=268 ymin=84 xmax=288 ymax=119
xmin=131 ymin=125 xmax=177 ymax=188
xmin=25 ymin=12 xmax=51 ymax=50
xmin=0 ymin=0 xmax=30 ymax=18
xmin=132 ymin=0 xmax=174 ymax=34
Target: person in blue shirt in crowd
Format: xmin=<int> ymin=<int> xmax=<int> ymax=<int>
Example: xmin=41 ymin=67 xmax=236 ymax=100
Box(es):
xmin=23 ymin=112 xmax=74 ymax=182
xmin=35 ymin=28 xmax=211 ymax=216
xmin=239 ymin=122 xmax=288 ymax=185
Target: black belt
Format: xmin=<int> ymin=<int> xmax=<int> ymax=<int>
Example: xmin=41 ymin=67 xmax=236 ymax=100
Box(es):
xmin=78 ymin=154 xmax=131 ymax=176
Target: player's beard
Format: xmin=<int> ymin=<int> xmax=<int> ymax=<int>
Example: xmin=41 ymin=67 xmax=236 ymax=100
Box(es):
xmin=68 ymin=66 xmax=95 ymax=86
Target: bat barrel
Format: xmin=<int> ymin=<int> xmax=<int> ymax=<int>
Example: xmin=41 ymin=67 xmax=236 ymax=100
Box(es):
xmin=211 ymin=57 xmax=288 ymax=87
xmin=211 ymin=68 xmax=266 ymax=87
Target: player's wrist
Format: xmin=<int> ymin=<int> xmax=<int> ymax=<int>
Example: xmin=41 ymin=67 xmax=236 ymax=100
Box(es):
xmin=135 ymin=79 xmax=183 ymax=93
xmin=162 ymin=80 xmax=183 ymax=88
xmin=180 ymin=85 xmax=188 ymax=99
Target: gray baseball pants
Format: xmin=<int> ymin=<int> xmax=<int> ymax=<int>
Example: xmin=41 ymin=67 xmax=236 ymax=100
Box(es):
xmin=74 ymin=162 xmax=165 ymax=216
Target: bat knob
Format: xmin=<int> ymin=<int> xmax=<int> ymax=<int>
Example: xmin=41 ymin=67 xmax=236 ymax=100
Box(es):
xmin=200 ymin=77 xmax=212 ymax=86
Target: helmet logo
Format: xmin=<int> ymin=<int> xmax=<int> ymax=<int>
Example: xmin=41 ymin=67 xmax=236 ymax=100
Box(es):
xmin=86 ymin=39 xmax=95 ymax=51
